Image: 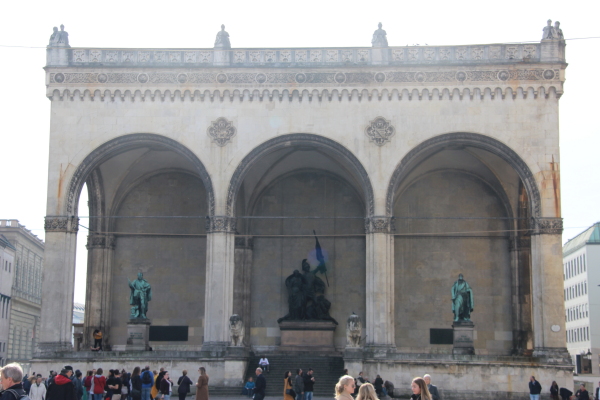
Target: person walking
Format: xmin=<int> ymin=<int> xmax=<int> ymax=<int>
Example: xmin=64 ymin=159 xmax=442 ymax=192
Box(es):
xmin=130 ymin=368 xmax=142 ymax=400
xmin=550 ymin=381 xmax=559 ymax=400
xmin=195 ymin=368 xmax=208 ymax=400
xmin=528 ymin=376 xmax=542 ymax=400
xmin=356 ymin=383 xmax=378 ymax=400
xmin=334 ymin=375 xmax=355 ymax=400
xmin=293 ymin=369 xmax=304 ymax=400
xmin=423 ymin=375 xmax=439 ymax=400
xmin=283 ymin=371 xmax=294 ymax=400
xmin=254 ymin=369 xmax=266 ymax=400
xmin=303 ymin=369 xmax=315 ymax=400
xmin=176 ymin=371 xmax=192 ymax=400
xmin=410 ymin=377 xmax=431 ymax=400
xmin=152 ymin=371 xmax=165 ymax=400
xmin=30 ymin=376 xmax=47 ymax=400
xmin=158 ymin=372 xmax=172 ymax=400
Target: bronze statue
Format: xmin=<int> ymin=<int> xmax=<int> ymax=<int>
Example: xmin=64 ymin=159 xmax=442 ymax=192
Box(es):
xmin=128 ymin=272 xmax=152 ymax=319
xmin=451 ymin=273 xmax=474 ymax=322
xmin=278 ymin=233 xmax=337 ymax=324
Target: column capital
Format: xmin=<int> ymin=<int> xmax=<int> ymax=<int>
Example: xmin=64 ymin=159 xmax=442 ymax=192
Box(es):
xmin=365 ymin=216 xmax=394 ymax=234
xmin=530 ymin=217 xmax=563 ymax=235
xmin=86 ymin=233 xmax=116 ymax=249
xmin=234 ymin=236 xmax=253 ymax=249
xmin=44 ymin=215 xmax=79 ymax=233
xmin=205 ymin=216 xmax=237 ymax=233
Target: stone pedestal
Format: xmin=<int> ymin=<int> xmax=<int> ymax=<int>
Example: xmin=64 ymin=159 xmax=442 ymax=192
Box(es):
xmin=452 ymin=321 xmax=474 ymax=355
xmin=126 ymin=319 xmax=151 ymax=351
xmin=279 ymin=321 xmax=336 ymax=352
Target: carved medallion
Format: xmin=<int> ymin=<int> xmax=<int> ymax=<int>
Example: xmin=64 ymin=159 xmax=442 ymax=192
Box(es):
xmin=295 ymin=73 xmax=307 ymax=83
xmin=365 ymin=117 xmax=395 ymax=146
xmin=207 ymin=117 xmax=237 ymax=146
xmin=374 ymin=72 xmax=386 ymax=83
xmin=97 ymin=73 xmax=108 ymax=83
xmin=54 ymin=73 xmax=65 ymax=83
xmin=137 ymin=73 xmax=149 ymax=83
xmin=456 ymin=71 xmax=467 ymax=82
xmin=498 ymin=70 xmax=509 ymax=81
xmin=177 ymin=73 xmax=188 ymax=84
xmin=543 ymin=69 xmax=555 ymax=80
xmin=334 ymin=72 xmax=346 ymax=83
xmin=216 ymin=73 xmax=227 ymax=83
xmin=256 ymin=73 xmax=267 ymax=84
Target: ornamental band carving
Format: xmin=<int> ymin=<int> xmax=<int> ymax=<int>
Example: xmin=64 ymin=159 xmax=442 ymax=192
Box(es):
xmin=365 ymin=217 xmax=394 ymax=234
xmin=86 ymin=234 xmax=116 ymax=249
xmin=44 ymin=216 xmax=79 ymax=233
xmin=206 ymin=216 xmax=237 ymax=233
xmin=531 ymin=217 xmax=563 ymax=235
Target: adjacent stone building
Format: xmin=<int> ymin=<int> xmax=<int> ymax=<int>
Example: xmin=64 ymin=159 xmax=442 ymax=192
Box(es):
xmin=563 ymin=222 xmax=600 ymax=374
xmin=36 ymin=20 xmax=570 ymax=398
xmin=0 ymin=219 xmax=45 ymax=369
xmin=0 ymin=233 xmax=16 ymax=366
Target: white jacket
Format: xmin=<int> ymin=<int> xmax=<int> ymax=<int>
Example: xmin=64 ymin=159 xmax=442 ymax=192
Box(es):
xmin=30 ymin=383 xmax=47 ymax=400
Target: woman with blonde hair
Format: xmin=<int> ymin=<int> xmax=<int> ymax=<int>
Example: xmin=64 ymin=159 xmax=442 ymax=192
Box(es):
xmin=334 ymin=375 xmax=355 ymax=400
xmin=410 ymin=377 xmax=431 ymax=400
xmin=357 ymin=383 xmax=379 ymax=400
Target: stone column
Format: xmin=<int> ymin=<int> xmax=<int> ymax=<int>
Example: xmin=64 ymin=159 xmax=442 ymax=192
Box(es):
xmin=530 ymin=217 xmax=570 ymax=360
xmin=364 ymin=217 xmax=395 ymax=353
xmin=38 ymin=216 xmax=78 ymax=355
xmin=202 ymin=216 xmax=236 ymax=351
xmin=234 ymin=236 xmax=253 ymax=347
xmin=509 ymin=236 xmax=533 ymax=355
xmin=83 ymin=233 xmax=115 ymax=349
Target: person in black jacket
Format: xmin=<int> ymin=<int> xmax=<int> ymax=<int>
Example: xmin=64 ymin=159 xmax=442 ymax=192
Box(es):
xmin=293 ymin=370 xmax=304 ymax=400
xmin=254 ymin=369 xmax=266 ymax=400
xmin=596 ymin=381 xmax=600 ymax=400
xmin=176 ymin=371 xmax=192 ymax=400
xmin=46 ymin=367 xmax=77 ymax=400
xmin=528 ymin=376 xmax=542 ymax=400
xmin=130 ymin=368 xmax=142 ymax=400
xmin=0 ymin=364 xmax=26 ymax=400
xmin=575 ymin=384 xmax=590 ymax=400
xmin=303 ymin=369 xmax=315 ymax=400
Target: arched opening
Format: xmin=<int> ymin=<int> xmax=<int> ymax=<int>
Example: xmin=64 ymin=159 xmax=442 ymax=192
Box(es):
xmin=387 ymin=133 xmax=537 ymax=355
xmin=67 ymin=134 xmax=213 ymax=350
xmin=228 ymin=134 xmax=373 ymax=350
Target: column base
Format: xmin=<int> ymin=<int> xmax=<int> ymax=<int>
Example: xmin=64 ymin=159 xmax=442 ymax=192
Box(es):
xmin=364 ymin=344 xmax=396 ymax=358
xmin=36 ymin=341 xmax=73 ymax=356
xmin=201 ymin=341 xmax=229 ymax=354
xmin=533 ymin=347 xmax=572 ymax=363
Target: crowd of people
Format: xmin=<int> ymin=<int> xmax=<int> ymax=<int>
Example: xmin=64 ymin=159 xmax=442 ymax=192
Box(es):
xmin=0 ymin=364 xmax=209 ymax=400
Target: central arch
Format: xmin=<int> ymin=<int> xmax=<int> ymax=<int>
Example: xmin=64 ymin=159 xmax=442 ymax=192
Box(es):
xmin=226 ymin=133 xmax=374 ymax=217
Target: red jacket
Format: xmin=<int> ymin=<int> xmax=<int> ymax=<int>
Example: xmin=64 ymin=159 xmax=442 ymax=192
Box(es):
xmin=93 ymin=376 xmax=107 ymax=394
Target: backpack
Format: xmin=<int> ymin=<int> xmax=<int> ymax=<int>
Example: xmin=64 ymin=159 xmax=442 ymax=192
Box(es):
xmin=141 ymin=371 xmax=152 ymax=385
xmin=6 ymin=389 xmax=32 ymax=400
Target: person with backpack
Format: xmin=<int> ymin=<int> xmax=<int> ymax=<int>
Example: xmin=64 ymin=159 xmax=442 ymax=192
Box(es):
xmin=176 ymin=371 xmax=192 ymax=400
xmin=0 ymin=363 xmax=28 ymax=400
xmin=90 ymin=369 xmax=106 ymax=400
xmin=139 ymin=368 xmax=153 ymax=400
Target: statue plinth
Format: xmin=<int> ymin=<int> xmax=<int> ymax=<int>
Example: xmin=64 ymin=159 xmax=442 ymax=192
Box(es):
xmin=278 ymin=320 xmax=337 ymax=352
xmin=452 ymin=320 xmax=474 ymax=355
xmin=126 ymin=319 xmax=151 ymax=351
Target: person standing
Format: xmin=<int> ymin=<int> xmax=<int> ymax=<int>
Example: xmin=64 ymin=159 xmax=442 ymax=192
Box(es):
xmin=550 ymin=381 xmax=559 ymax=400
xmin=92 ymin=330 xmax=103 ymax=351
xmin=46 ymin=367 xmax=77 ymax=400
xmin=176 ymin=371 xmax=192 ymax=400
xmin=356 ymin=383 xmax=378 ymax=400
xmin=303 ymin=369 xmax=314 ymax=400
xmin=195 ymin=368 xmax=208 ymax=400
xmin=158 ymin=372 xmax=172 ymax=400
xmin=84 ymin=372 xmax=94 ymax=400
xmin=152 ymin=371 xmax=165 ymax=400
xmin=410 ymin=378 xmax=431 ymax=400
xmin=423 ymin=375 xmax=439 ymax=400
xmin=259 ymin=357 xmax=269 ymax=373
xmin=30 ymin=376 xmax=47 ymax=400
xmin=528 ymin=376 xmax=542 ymax=400
xmin=334 ymin=375 xmax=355 ymax=400
xmin=90 ymin=369 xmax=106 ymax=400
xmin=130 ymin=368 xmax=141 ymax=400
xmin=73 ymin=371 xmax=84 ymax=400
xmin=283 ymin=372 xmax=293 ymax=400
xmin=139 ymin=368 xmax=153 ymax=400
xmin=575 ymin=384 xmax=590 ymax=400
xmin=254 ymin=369 xmax=266 ymax=400
xmin=596 ymin=381 xmax=600 ymax=400
xmin=373 ymin=375 xmax=384 ymax=398
xmin=0 ymin=364 xmax=26 ymax=400
xmin=293 ymin=369 xmax=304 ymax=400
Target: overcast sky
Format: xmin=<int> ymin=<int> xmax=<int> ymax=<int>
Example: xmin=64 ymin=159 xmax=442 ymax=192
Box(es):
xmin=1 ymin=0 xmax=598 ymax=304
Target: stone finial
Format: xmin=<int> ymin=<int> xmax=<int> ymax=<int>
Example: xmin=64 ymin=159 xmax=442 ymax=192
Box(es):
xmin=346 ymin=312 xmax=362 ymax=348
xmin=214 ymin=24 xmax=231 ymax=49
xmin=48 ymin=24 xmax=70 ymax=47
xmin=371 ymin=22 xmax=388 ymax=47
xmin=229 ymin=314 xmax=244 ymax=347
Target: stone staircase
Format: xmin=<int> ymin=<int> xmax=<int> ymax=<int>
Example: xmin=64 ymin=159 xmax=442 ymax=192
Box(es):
xmin=244 ymin=354 xmax=345 ymax=397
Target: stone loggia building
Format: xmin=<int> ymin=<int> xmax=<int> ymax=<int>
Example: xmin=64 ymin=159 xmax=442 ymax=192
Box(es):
xmin=37 ymin=22 xmax=570 ymax=397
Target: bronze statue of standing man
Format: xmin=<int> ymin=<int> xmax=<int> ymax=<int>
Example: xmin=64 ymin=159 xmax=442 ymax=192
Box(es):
xmin=451 ymin=273 xmax=474 ymax=322
xmin=128 ymin=272 xmax=152 ymax=319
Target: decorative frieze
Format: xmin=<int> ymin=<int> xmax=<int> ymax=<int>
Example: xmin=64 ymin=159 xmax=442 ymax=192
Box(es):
xmin=365 ymin=217 xmax=394 ymax=234
xmin=365 ymin=117 xmax=395 ymax=146
xmin=531 ymin=217 xmax=563 ymax=235
xmin=44 ymin=216 xmax=79 ymax=233
xmin=86 ymin=233 xmax=116 ymax=249
xmin=206 ymin=216 xmax=237 ymax=233
xmin=207 ymin=117 xmax=237 ymax=146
